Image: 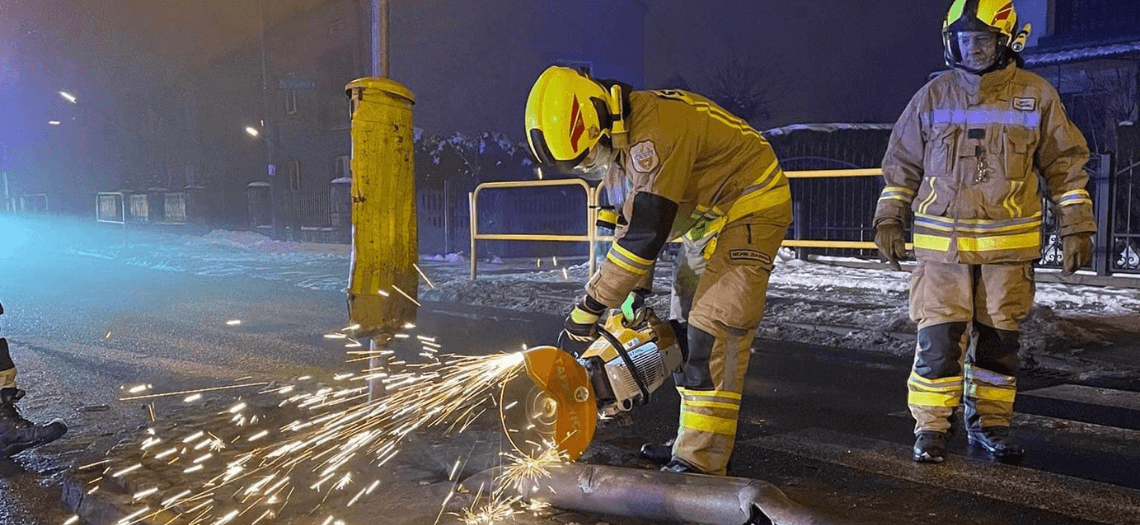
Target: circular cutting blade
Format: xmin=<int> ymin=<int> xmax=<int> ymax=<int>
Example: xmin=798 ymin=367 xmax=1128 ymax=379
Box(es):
xmin=498 ymin=346 xmax=596 ymax=461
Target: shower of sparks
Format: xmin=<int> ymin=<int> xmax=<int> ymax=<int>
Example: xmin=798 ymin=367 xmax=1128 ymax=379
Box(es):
xmin=412 ymin=263 xmax=436 ymax=289
xmin=100 ymin=333 xmax=536 ymax=525
xmin=118 ymin=382 xmax=268 ymax=402
xmin=391 ymin=285 xmax=421 ymax=307
xmin=499 ymin=447 xmax=567 ymax=493
xmin=561 ymin=268 xmax=569 ymax=280
xmin=78 ymin=459 xmax=111 ymax=470
xmin=457 ymin=484 xmax=521 ymax=525
xmin=226 ymin=320 xmax=242 ymax=326
xmin=551 ymin=256 xmax=558 ymax=266
xmin=112 ymin=463 xmax=142 ymax=477
xmin=63 ymin=517 xmax=80 ymax=525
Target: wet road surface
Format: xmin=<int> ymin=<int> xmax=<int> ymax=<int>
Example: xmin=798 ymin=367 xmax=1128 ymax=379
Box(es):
xmin=1 ymin=216 xmax=1138 ymax=524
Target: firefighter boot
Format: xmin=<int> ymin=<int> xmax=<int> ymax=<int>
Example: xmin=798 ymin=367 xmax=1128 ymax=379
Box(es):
xmin=0 ymin=388 xmax=67 ymax=458
xmin=968 ymin=426 xmax=1024 ymax=460
xmin=913 ymin=431 xmax=949 ymax=463
xmin=639 ymin=437 xmax=675 ymax=465
xmin=662 ymin=456 xmax=709 ymax=475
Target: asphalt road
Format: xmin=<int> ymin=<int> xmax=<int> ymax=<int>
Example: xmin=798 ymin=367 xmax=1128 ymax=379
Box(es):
xmin=1 ymin=216 xmax=1138 ymax=525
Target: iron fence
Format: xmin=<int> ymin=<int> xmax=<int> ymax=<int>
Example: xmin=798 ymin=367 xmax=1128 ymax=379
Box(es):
xmin=419 ymin=185 xmax=471 ymax=256
xmin=1110 ymin=125 xmax=1140 ymax=273
xmin=8 ymin=194 xmax=49 ymax=214
xmin=293 ymin=190 xmax=332 ymax=227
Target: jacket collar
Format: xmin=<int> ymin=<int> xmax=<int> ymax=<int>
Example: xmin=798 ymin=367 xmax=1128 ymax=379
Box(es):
xmin=953 ymin=63 xmax=1017 ymax=105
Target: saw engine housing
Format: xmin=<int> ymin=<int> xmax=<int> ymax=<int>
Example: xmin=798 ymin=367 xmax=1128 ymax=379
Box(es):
xmin=579 ymin=312 xmax=683 ymax=418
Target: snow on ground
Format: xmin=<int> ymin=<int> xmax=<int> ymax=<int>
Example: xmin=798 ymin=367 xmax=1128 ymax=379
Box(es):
xmin=70 ymin=226 xmax=1140 ymax=373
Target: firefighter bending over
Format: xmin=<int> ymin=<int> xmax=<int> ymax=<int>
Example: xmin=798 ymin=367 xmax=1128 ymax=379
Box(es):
xmin=525 ymin=66 xmax=792 ymax=475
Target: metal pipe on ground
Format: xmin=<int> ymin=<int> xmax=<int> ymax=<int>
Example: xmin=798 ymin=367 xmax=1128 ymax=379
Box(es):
xmin=464 ymin=463 xmax=849 ymax=525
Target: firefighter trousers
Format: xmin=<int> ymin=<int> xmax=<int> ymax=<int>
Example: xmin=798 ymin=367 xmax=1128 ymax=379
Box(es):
xmin=668 ymin=201 xmax=791 ymax=475
xmin=907 ymin=261 xmax=1034 ymax=434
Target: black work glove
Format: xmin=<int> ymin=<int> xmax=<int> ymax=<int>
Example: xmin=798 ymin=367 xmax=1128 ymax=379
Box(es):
xmin=559 ymin=295 xmax=605 ymax=356
xmin=874 ymin=220 xmax=907 ymax=271
xmin=1062 ymin=233 xmax=1094 ymax=276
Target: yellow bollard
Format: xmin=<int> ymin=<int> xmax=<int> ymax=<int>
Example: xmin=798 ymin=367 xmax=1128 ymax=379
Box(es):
xmin=345 ymin=78 xmax=418 ymax=343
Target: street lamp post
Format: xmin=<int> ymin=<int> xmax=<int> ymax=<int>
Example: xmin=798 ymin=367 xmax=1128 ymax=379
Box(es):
xmin=257 ymin=0 xmax=281 ymax=240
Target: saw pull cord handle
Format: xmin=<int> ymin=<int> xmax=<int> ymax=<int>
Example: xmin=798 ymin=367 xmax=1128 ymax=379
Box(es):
xmin=595 ymin=325 xmax=653 ymax=406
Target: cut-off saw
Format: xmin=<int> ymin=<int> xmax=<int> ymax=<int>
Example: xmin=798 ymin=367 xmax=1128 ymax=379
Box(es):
xmin=499 ymin=307 xmax=683 ymax=461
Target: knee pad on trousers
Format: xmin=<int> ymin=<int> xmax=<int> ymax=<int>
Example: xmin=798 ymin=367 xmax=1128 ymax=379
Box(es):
xmin=915 ymin=322 xmax=969 ymax=378
xmin=681 ymin=325 xmax=715 ymax=390
xmin=973 ymin=323 xmax=1020 ymax=377
xmin=670 ymin=320 xmax=690 ymax=361
xmin=0 ymin=339 xmax=13 ymax=372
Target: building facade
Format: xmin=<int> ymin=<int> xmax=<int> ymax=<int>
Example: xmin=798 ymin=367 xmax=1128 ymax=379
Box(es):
xmin=1022 ymin=0 xmax=1140 ymax=152
xmin=186 ymin=0 xmax=646 ymax=232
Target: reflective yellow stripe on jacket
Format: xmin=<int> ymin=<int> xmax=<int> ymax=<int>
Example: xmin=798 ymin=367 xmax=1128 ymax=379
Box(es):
xmin=912 ymin=212 xmax=1043 ymax=257
xmin=681 ymin=158 xmax=791 ymax=244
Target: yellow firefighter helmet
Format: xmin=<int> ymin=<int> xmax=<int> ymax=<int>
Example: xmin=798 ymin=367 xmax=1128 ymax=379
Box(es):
xmin=942 ymin=0 xmax=1031 ymax=70
xmin=525 ymin=66 xmax=626 ymax=175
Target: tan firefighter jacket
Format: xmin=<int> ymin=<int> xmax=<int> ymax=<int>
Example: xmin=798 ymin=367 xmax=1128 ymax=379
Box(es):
xmin=586 ymin=89 xmax=792 ymax=308
xmin=874 ymin=63 xmax=1095 ymax=264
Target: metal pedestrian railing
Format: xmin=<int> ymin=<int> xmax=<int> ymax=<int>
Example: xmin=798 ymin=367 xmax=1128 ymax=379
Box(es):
xmin=468 ymin=178 xmax=614 ymax=279
xmin=96 ymin=192 xmax=128 ymax=245
xmin=467 ymin=162 xmax=1138 ymax=279
xmin=8 ymin=194 xmax=49 ymax=214
xmin=468 ymin=169 xmax=894 ymax=279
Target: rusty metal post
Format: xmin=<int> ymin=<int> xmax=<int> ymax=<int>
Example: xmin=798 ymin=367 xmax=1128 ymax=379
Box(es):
xmin=345 ymin=78 xmax=416 ymax=400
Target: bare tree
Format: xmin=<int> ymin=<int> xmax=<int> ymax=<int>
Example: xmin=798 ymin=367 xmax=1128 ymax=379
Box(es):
xmin=701 ymin=46 xmax=783 ymax=126
xmin=1069 ymin=62 xmax=1139 ymax=152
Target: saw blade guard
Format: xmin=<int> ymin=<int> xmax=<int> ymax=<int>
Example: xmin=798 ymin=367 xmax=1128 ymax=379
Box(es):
xmin=499 ymin=346 xmax=596 ymax=461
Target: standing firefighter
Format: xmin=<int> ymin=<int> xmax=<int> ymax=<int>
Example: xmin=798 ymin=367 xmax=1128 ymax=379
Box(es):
xmin=875 ymin=0 xmax=1095 ymax=463
xmin=525 ymin=66 xmax=792 ymax=475
xmin=0 ymin=301 xmax=68 ymax=457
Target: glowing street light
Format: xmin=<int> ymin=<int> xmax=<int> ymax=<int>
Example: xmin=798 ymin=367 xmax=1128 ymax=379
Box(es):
xmin=59 ymin=91 xmax=77 ymax=104
xmin=244 ymin=126 xmax=260 ymax=138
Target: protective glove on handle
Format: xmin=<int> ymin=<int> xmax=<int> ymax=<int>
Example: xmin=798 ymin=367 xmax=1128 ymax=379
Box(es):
xmin=874 ymin=220 xmax=907 ymax=271
xmin=1062 ymin=233 xmax=1094 ymax=276
xmin=620 ymin=288 xmax=650 ymax=327
xmin=559 ymin=295 xmax=606 ymax=355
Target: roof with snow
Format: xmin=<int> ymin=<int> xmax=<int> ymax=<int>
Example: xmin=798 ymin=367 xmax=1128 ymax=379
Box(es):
xmin=761 ymin=123 xmax=894 ymax=137
xmin=1023 ymin=38 xmax=1140 ymax=67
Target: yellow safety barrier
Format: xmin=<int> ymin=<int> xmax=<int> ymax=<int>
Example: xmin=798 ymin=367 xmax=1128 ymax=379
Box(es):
xmin=468 ymin=179 xmax=614 ymax=279
xmin=468 ymin=168 xmax=912 ymax=280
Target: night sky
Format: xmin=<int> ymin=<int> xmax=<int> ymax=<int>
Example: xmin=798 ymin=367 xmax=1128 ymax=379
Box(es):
xmin=5 ymin=1 xmax=953 ymax=127
xmin=1 ymin=0 xmax=997 ymax=207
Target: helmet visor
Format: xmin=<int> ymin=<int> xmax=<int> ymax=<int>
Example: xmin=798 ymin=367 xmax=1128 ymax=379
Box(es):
xmin=528 ymin=128 xmax=588 ymax=175
xmin=571 ymin=143 xmax=617 ymax=181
